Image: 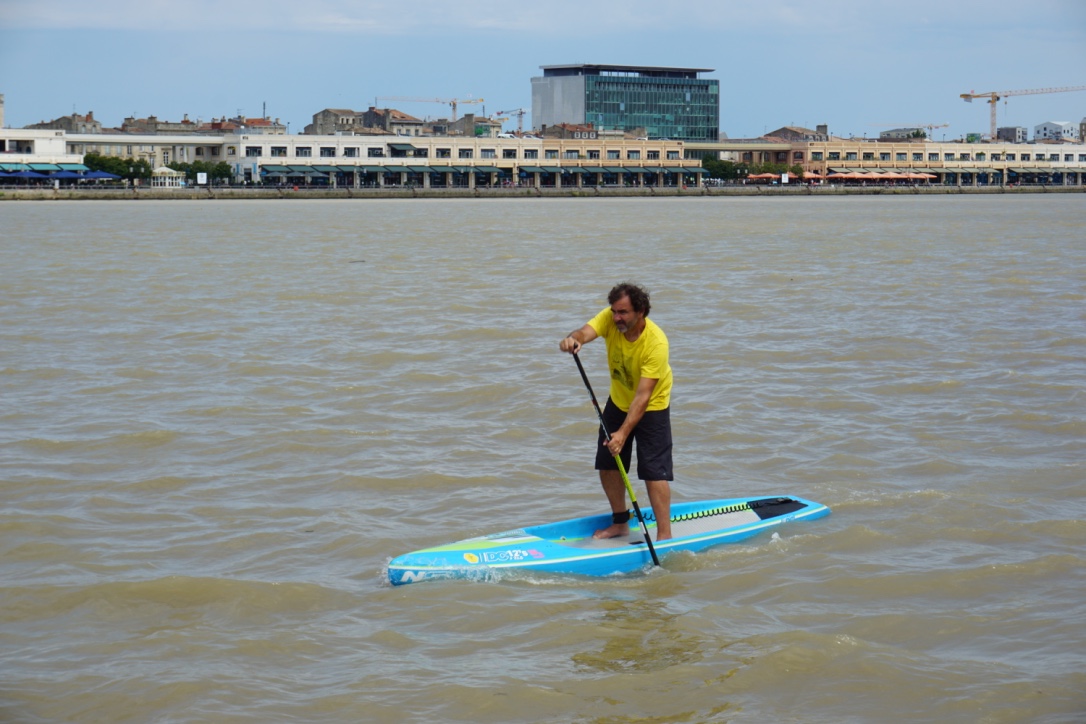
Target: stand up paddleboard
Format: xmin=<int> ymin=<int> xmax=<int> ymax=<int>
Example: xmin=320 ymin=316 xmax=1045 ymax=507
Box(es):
xmin=387 ymin=495 xmax=829 ymax=585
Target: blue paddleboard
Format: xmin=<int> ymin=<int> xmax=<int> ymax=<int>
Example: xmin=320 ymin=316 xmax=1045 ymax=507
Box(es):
xmin=387 ymin=495 xmax=830 ymax=585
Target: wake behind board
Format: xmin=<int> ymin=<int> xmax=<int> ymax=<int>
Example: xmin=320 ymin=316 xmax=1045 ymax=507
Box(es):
xmin=387 ymin=496 xmax=829 ymax=586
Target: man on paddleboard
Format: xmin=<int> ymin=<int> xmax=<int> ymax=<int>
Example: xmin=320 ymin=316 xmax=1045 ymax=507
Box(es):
xmin=559 ymin=283 xmax=674 ymax=541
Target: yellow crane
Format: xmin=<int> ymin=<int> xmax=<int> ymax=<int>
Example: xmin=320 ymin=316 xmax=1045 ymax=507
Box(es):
xmin=373 ymin=96 xmax=484 ymax=122
xmin=496 ymin=108 xmax=528 ymax=133
xmin=960 ymin=86 xmax=1086 ymax=140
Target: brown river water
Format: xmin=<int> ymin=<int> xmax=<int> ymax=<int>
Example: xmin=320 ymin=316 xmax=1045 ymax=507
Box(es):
xmin=1 ymin=196 xmax=1084 ymax=723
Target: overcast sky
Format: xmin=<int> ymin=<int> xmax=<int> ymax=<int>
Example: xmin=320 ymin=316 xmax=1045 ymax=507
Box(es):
xmin=1 ymin=0 xmax=1084 ymax=139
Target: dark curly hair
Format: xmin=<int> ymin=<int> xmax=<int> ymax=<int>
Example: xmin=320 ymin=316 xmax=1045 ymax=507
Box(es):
xmin=608 ymin=282 xmax=651 ymax=316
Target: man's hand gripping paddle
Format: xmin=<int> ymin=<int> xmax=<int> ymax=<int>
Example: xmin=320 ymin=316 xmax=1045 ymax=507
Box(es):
xmin=572 ymin=352 xmax=661 ymax=567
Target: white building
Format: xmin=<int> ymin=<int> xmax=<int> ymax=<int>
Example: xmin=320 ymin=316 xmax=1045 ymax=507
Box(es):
xmin=1034 ymin=121 xmax=1077 ymax=141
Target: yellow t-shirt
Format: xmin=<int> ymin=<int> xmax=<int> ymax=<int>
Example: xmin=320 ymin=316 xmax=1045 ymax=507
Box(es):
xmin=587 ymin=306 xmax=673 ymax=412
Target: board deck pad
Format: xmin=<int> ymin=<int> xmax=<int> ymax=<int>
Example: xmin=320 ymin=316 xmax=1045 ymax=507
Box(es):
xmin=559 ymin=507 xmax=763 ymax=549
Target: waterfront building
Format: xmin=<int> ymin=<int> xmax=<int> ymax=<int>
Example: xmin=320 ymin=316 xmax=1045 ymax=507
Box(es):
xmin=531 ymin=64 xmax=719 ymax=142
xmin=1034 ymin=121 xmax=1078 ymax=141
xmin=3 ymin=121 xmax=1084 ymax=190
xmin=792 ymin=137 xmax=1086 ymax=187
xmin=121 ymin=114 xmax=200 ymax=135
xmin=306 ymin=108 xmax=369 ymax=136
xmin=879 ymin=127 xmax=927 ymax=140
xmin=24 ymin=110 xmax=103 ymax=134
xmin=0 ymin=125 xmax=704 ymax=188
xmin=306 ymin=108 xmax=412 ymax=136
xmin=210 ymin=116 xmax=286 ymax=135
xmin=768 ymin=125 xmax=831 ymax=142
xmin=997 ymin=126 xmax=1029 ymax=143
xmin=303 ymin=107 xmax=502 ymax=138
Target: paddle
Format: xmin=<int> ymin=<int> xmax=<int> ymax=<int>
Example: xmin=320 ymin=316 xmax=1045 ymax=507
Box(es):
xmin=572 ymin=351 xmax=661 ymax=567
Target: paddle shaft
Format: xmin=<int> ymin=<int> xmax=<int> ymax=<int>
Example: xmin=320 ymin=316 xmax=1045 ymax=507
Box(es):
xmin=572 ymin=351 xmax=660 ymax=566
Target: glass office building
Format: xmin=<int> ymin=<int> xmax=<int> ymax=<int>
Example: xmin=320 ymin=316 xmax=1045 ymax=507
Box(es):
xmin=531 ymin=64 xmax=719 ymax=141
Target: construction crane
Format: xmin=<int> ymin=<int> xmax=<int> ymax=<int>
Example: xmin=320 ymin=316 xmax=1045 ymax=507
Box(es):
xmin=496 ymin=108 xmax=528 ymax=133
xmin=871 ymin=122 xmax=950 ymax=138
xmin=960 ymin=86 xmax=1086 ymax=140
xmin=373 ymin=96 xmax=484 ymax=122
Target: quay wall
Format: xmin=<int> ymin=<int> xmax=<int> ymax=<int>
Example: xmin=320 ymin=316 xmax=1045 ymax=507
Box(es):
xmin=1 ymin=185 xmax=1083 ymax=201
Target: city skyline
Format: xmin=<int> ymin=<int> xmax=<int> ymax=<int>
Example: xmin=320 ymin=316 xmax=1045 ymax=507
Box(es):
xmin=1 ymin=0 xmax=1085 ymax=140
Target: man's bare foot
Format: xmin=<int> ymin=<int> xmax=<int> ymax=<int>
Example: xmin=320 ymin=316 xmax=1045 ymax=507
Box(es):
xmin=592 ymin=523 xmax=629 ymax=539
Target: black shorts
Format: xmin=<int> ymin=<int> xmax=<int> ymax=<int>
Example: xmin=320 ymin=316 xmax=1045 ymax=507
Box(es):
xmin=594 ymin=398 xmax=674 ymax=481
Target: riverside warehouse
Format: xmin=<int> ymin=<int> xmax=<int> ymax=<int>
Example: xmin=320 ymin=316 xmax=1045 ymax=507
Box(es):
xmin=4 ymin=123 xmax=1086 ymax=189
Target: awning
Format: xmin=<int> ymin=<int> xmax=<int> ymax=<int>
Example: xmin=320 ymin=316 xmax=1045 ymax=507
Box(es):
xmin=59 ymin=163 xmax=90 ymax=171
xmin=606 ymin=166 xmax=630 ymax=173
xmin=408 ymin=166 xmax=434 ymax=173
xmin=389 ymin=143 xmax=416 ymax=151
xmin=683 ymin=167 xmax=709 ymax=175
xmin=359 ymin=166 xmax=386 ymax=173
xmin=381 ymin=166 xmax=410 ymax=174
xmin=473 ymin=166 xmax=503 ymax=173
xmin=519 ymin=166 xmax=546 ymax=173
xmin=1 ymin=163 xmax=31 ymax=172
xmin=29 ymin=163 xmax=61 ymax=171
xmin=270 ymin=166 xmax=325 ymax=177
xmin=581 ymin=167 xmax=608 ymax=174
xmin=562 ymin=167 xmax=586 ymax=174
xmin=642 ymin=167 xmax=669 ymax=174
xmin=313 ymin=165 xmax=345 ymax=173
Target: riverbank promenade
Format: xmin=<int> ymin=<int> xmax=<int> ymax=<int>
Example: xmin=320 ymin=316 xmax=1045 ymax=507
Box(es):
xmin=2 ymin=183 xmax=1083 ymax=201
